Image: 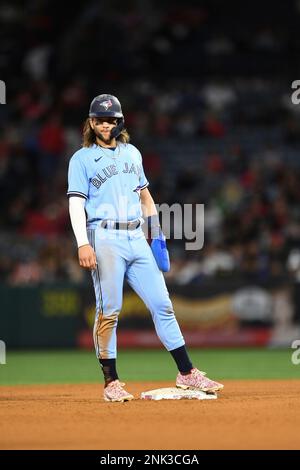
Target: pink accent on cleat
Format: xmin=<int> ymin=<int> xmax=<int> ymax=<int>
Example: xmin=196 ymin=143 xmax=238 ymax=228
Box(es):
xmin=176 ymin=368 xmax=224 ymax=392
xmin=103 ymin=380 xmax=134 ymax=402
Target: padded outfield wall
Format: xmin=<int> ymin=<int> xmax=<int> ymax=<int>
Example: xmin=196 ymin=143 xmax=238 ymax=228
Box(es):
xmin=1 ymin=277 xmax=299 ymax=348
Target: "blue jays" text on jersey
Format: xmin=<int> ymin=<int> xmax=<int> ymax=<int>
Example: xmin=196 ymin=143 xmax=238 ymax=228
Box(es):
xmin=67 ymin=143 xmax=149 ymax=226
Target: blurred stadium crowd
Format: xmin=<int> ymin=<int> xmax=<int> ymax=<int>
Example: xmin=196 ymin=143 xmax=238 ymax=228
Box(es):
xmin=1 ymin=0 xmax=300 ymax=286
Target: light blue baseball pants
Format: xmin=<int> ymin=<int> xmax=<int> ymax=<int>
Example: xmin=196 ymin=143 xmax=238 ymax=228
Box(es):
xmin=87 ymin=225 xmax=185 ymax=358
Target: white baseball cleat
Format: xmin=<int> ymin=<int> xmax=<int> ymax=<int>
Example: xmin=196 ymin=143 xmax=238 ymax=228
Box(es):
xmin=103 ymin=380 xmax=134 ymax=402
xmin=176 ymin=368 xmax=224 ymax=392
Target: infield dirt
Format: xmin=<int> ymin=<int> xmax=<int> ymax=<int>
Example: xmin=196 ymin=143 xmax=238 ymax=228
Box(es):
xmin=1 ymin=380 xmax=300 ymax=450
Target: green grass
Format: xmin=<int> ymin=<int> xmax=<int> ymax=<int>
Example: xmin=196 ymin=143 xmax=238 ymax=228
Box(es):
xmin=0 ymin=348 xmax=299 ymax=386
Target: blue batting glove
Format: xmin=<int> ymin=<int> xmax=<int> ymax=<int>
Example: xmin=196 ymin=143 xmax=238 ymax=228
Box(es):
xmin=151 ymin=232 xmax=170 ymax=272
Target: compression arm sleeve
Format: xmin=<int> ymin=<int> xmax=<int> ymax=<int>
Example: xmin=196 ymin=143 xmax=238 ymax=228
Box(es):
xmin=69 ymin=196 xmax=89 ymax=248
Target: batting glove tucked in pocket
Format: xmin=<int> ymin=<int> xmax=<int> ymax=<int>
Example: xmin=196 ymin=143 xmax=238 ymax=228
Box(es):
xmin=151 ymin=233 xmax=170 ymax=272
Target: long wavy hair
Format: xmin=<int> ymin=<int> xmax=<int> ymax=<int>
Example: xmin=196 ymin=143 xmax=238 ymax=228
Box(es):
xmin=82 ymin=118 xmax=130 ymax=147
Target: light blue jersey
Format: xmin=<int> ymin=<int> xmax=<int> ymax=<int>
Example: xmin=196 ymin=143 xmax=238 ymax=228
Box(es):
xmin=67 ymin=143 xmax=149 ymax=226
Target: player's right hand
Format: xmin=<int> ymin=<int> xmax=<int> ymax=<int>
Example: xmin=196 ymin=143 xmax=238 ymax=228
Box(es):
xmin=78 ymin=244 xmax=97 ymax=270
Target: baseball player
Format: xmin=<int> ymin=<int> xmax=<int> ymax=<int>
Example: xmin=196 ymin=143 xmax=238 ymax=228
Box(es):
xmin=67 ymin=94 xmax=224 ymax=402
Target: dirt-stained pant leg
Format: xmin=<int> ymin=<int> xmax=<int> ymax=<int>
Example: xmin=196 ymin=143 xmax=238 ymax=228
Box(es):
xmin=88 ymin=228 xmax=126 ymax=359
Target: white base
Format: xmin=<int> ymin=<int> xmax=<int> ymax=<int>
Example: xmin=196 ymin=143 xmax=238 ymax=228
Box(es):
xmin=140 ymin=387 xmax=217 ymax=401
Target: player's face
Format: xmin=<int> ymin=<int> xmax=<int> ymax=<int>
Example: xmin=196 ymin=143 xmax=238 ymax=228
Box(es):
xmin=90 ymin=117 xmax=118 ymax=144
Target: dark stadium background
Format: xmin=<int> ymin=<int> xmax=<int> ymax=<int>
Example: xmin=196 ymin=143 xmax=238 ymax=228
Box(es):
xmin=1 ymin=0 xmax=300 ymax=381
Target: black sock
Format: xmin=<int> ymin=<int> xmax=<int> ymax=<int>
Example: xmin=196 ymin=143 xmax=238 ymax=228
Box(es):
xmin=169 ymin=345 xmax=193 ymax=374
xmin=99 ymin=358 xmax=119 ymax=386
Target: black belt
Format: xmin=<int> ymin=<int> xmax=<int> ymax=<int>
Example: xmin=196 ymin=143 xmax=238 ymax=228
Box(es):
xmin=100 ymin=220 xmax=141 ymax=230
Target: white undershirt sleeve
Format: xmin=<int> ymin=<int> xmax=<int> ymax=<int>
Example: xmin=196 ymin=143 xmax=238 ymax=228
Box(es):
xmin=69 ymin=196 xmax=89 ymax=248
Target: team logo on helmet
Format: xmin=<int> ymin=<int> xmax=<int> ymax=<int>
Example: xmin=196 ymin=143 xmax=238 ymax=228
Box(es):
xmin=101 ymin=99 xmax=113 ymax=110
